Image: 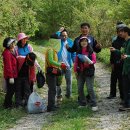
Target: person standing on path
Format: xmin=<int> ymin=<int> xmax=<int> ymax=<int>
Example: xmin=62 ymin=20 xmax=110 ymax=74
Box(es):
xmin=118 ymin=27 xmax=130 ymax=111
xmin=74 ymin=37 xmax=98 ymax=111
xmin=2 ymin=37 xmax=18 ymax=109
xmin=15 ymin=32 xmax=41 ymax=92
xmin=57 ymin=29 xmax=76 ymax=99
xmin=45 ymin=48 xmax=67 ymax=112
xmin=16 ymin=52 xmax=37 ymax=107
xmin=108 ymin=22 xmax=126 ymax=100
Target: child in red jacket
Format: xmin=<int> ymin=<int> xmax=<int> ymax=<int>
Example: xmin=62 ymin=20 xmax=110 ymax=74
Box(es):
xmin=16 ymin=52 xmax=37 ymax=107
xmin=2 ymin=37 xmax=18 ymax=109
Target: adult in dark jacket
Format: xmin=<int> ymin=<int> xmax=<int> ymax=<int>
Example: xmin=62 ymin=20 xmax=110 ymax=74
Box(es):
xmin=118 ymin=27 xmax=130 ymax=111
xmin=66 ymin=22 xmax=102 ymax=53
xmin=108 ymin=22 xmax=126 ymax=99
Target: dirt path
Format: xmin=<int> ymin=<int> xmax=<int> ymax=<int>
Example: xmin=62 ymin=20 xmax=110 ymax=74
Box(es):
xmin=95 ymin=61 xmax=130 ymax=130
xmin=8 ymin=55 xmax=130 ymax=130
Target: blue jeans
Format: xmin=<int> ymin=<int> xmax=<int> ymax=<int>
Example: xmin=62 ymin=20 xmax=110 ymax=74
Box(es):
xmin=57 ymin=68 xmax=72 ymax=97
xmin=77 ymin=72 xmax=97 ymax=106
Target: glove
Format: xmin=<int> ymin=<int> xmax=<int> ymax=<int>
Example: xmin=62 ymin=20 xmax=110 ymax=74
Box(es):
xmin=9 ymin=78 xmax=14 ymax=84
xmin=61 ymin=63 xmax=67 ymax=70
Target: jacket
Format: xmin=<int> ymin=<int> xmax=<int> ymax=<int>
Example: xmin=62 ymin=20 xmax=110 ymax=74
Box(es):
xmin=45 ymin=48 xmax=61 ymax=73
xmin=122 ymin=39 xmax=130 ymax=75
xmin=110 ymin=36 xmax=125 ymax=64
xmin=74 ymin=47 xmax=96 ymax=72
xmin=57 ymin=38 xmax=76 ymax=68
xmin=14 ymin=44 xmax=33 ymax=56
xmin=17 ymin=56 xmax=36 ymax=82
xmin=2 ymin=49 xmax=18 ymax=79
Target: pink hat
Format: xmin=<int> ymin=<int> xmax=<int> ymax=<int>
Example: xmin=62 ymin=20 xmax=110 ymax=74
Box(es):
xmin=17 ymin=33 xmax=28 ymax=41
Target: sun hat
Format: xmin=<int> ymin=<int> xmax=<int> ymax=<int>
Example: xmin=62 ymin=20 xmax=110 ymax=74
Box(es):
xmin=17 ymin=33 xmax=28 ymax=42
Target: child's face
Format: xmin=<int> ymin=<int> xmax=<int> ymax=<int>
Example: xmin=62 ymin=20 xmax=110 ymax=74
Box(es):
xmin=80 ymin=39 xmax=88 ymax=47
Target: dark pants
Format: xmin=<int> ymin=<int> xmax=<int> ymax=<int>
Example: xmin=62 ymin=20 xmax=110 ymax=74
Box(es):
xmin=15 ymin=77 xmax=31 ymax=107
xmin=46 ymin=73 xmax=57 ymax=109
xmin=123 ymin=74 xmax=130 ymax=107
xmin=4 ymin=79 xmax=16 ymax=108
xmin=110 ymin=64 xmax=123 ymax=99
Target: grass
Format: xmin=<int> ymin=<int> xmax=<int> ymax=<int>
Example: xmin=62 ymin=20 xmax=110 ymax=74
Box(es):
xmin=96 ymin=48 xmax=110 ymax=66
xmin=0 ymin=93 xmax=27 ymax=130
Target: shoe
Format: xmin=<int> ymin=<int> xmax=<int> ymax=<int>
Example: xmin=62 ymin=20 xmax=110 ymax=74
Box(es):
xmin=107 ymin=96 xmax=116 ymax=99
xmin=78 ymin=101 xmax=86 ymax=107
xmin=65 ymin=94 xmax=71 ymax=98
xmin=120 ymin=100 xmax=124 ymax=106
xmin=47 ymin=105 xmax=59 ymax=112
xmin=92 ymin=106 xmax=98 ymax=111
xmin=119 ymin=106 xmax=130 ymax=111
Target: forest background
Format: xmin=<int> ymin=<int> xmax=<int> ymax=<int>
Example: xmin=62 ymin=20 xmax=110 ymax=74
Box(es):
xmin=0 ymin=0 xmax=130 ymax=46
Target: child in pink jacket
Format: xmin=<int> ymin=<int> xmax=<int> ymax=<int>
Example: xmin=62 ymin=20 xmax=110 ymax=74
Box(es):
xmin=74 ymin=37 xmax=98 ymax=111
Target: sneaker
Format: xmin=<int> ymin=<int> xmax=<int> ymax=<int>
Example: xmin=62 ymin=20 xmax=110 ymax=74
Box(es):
xmin=119 ymin=106 xmax=130 ymax=111
xmin=47 ymin=106 xmax=59 ymax=112
xmin=78 ymin=101 xmax=86 ymax=107
xmin=107 ymin=96 xmax=116 ymax=99
xmin=92 ymin=106 xmax=98 ymax=111
xmin=65 ymin=94 xmax=71 ymax=99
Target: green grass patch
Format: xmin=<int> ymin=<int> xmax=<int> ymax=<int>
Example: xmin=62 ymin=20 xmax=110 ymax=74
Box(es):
xmin=96 ymin=48 xmax=110 ymax=66
xmin=0 ymin=93 xmax=26 ymax=129
xmin=42 ymin=77 xmax=98 ymax=130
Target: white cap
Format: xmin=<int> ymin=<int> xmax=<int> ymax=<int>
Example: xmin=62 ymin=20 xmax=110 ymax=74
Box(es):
xmin=7 ymin=39 xmax=16 ymax=47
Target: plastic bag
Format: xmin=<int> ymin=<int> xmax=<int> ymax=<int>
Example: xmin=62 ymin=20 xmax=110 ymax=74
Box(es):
xmin=36 ymin=71 xmax=45 ymax=88
xmin=27 ymin=92 xmax=47 ymax=114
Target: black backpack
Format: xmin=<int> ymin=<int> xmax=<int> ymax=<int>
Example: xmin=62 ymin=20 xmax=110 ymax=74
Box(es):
xmin=36 ymin=71 xmax=45 ymax=88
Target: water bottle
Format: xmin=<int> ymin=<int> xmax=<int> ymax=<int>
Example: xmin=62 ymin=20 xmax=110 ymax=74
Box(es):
xmin=77 ymin=54 xmax=93 ymax=64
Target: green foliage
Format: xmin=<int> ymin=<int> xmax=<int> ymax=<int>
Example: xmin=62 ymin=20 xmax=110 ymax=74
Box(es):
xmin=0 ymin=0 xmax=39 ymax=37
xmin=0 ymin=0 xmax=130 ymax=47
xmin=97 ymin=48 xmax=110 ymax=65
